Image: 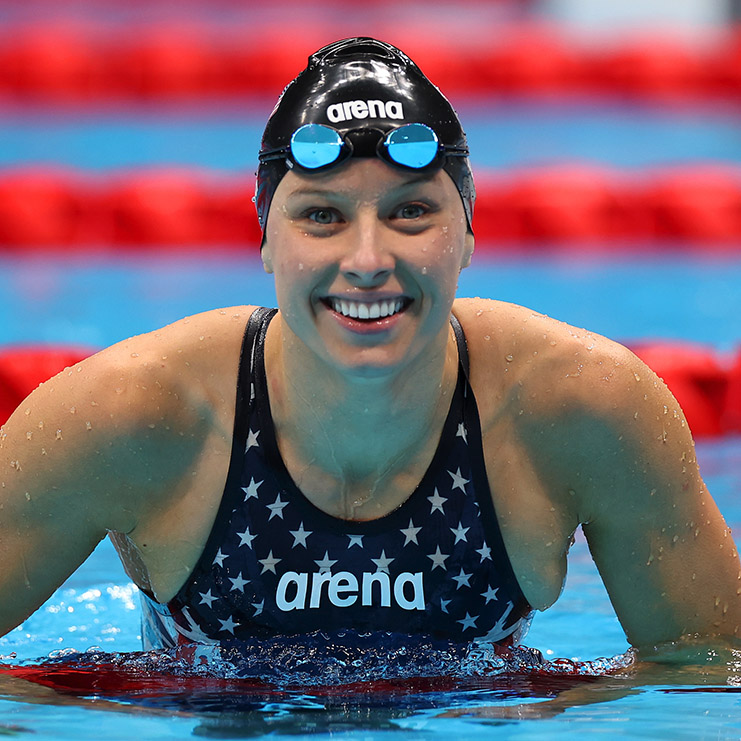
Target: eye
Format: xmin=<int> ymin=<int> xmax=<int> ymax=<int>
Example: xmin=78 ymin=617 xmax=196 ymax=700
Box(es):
xmin=393 ymin=203 xmax=428 ymax=220
xmin=306 ymin=208 xmax=340 ymax=225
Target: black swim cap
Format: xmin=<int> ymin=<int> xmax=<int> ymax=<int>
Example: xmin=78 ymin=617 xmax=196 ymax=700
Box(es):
xmin=255 ymin=37 xmax=475 ymax=236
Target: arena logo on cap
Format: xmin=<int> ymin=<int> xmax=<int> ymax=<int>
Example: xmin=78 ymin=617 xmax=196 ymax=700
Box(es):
xmin=326 ymin=100 xmax=404 ymax=123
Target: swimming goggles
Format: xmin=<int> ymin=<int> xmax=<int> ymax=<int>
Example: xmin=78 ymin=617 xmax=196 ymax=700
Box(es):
xmin=258 ymin=122 xmax=469 ymax=173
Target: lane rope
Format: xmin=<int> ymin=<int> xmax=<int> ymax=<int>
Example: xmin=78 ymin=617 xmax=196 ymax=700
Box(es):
xmin=1 ymin=166 xmax=740 ymax=249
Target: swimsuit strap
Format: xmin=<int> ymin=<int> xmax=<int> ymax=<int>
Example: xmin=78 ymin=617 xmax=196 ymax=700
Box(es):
xmin=233 ymin=307 xmax=278 ymax=438
xmin=450 ymin=313 xmax=469 ymax=379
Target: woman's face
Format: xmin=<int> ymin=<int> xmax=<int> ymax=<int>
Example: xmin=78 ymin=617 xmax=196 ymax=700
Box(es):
xmin=261 ymin=158 xmax=474 ymax=377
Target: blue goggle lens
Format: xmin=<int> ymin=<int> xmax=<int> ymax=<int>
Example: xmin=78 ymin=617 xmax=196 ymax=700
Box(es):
xmin=383 ymin=123 xmax=440 ymax=169
xmin=288 ymin=123 xmax=441 ymax=171
xmin=290 ymin=124 xmax=344 ymax=169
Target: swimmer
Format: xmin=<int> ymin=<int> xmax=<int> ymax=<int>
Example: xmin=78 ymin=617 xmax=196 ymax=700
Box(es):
xmin=0 ymin=38 xmax=739 ymax=660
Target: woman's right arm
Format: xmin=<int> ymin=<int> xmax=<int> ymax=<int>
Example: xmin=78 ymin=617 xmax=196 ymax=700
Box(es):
xmin=0 ymin=332 xmax=213 ymax=637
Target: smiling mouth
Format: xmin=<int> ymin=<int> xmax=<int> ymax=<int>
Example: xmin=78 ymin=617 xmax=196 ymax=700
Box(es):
xmin=325 ymin=297 xmax=412 ymax=321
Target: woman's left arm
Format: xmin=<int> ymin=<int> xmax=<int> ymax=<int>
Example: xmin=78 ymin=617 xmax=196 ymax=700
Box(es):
xmin=567 ymin=345 xmax=741 ymax=653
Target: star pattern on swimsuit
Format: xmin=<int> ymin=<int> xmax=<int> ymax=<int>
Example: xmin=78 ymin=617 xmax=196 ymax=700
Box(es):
xmin=427 ymin=488 xmax=447 ymax=515
xmin=427 ymin=546 xmax=449 ymax=571
xmin=219 ymin=615 xmax=240 ymax=634
xmin=199 ymin=589 xmax=217 ymax=608
xmin=246 ymin=429 xmax=260 ymax=451
xmin=481 ymin=585 xmax=499 ymax=603
xmin=448 ymin=468 xmax=470 ymax=493
xmin=400 ymin=518 xmax=422 ymax=546
xmin=315 ymin=551 xmax=337 ymax=573
xmin=371 ymin=550 xmax=395 ymax=573
xmin=456 ymin=423 xmax=468 ymax=444
xmin=476 ymin=543 xmax=492 ymax=562
xmin=450 ymin=521 xmax=470 ymax=544
xmin=229 ymin=573 xmax=249 ymax=592
xmin=266 ymin=494 xmax=288 ymax=520
xmin=289 ymin=522 xmax=312 ymax=548
xmin=452 ymin=568 xmax=472 ymax=590
xmin=258 ymin=550 xmax=281 ymax=574
xmin=242 ymin=477 xmax=262 ymax=500
xmin=214 ymin=548 xmax=228 ymax=567
xmin=347 ymin=534 xmax=364 ymax=549
xmin=237 ymin=527 xmax=257 ymax=549
xmin=457 ymin=612 xmax=478 ymax=631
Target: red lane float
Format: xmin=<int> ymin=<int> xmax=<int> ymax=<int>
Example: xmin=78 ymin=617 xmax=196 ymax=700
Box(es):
xmin=1 ymin=344 xmax=739 ymax=437
xmin=0 ymin=347 xmax=94 ymax=424
xmin=0 ymin=23 xmax=740 ymax=100
xmin=724 ymin=350 xmax=741 ymax=434
xmin=2 ymin=166 xmax=740 ymax=249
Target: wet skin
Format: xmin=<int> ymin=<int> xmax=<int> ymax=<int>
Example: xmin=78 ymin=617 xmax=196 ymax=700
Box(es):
xmin=0 ymin=159 xmax=739 ymax=658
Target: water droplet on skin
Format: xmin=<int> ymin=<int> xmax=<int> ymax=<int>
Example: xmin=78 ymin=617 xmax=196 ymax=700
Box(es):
xmin=69 ymin=406 xmax=76 ymax=415
xmin=25 ymin=492 xmax=30 ymax=501
xmin=421 ymin=267 xmax=428 ymax=275
xmin=476 ymin=310 xmax=483 ymax=317
xmin=26 ymin=432 xmax=32 ymax=441
xmin=549 ymin=341 xmax=557 ymax=346
xmin=484 ymin=335 xmax=490 ymax=341
xmin=55 ymin=430 xmax=63 ymax=440
xmin=115 ymin=388 xmax=123 ymax=395
xmin=38 ymin=421 xmax=44 ymax=429
xmin=148 ymin=424 xmax=156 ymax=430
xmin=634 ymin=373 xmax=641 ymax=382
xmin=85 ymin=422 xmax=92 ymax=431
xmin=298 ymin=263 xmax=304 ymax=270
xmin=634 ymin=412 xmax=639 ymax=419
xmin=219 ymin=310 xmax=226 ymax=315
xmin=199 ymin=336 xmax=205 ymax=341
xmin=24 ymin=408 xmax=30 ymax=416
xmin=131 ymin=353 xmax=139 ymax=358
xmin=568 ymin=489 xmax=576 ymax=497
xmin=505 ymin=355 xmax=513 ymax=363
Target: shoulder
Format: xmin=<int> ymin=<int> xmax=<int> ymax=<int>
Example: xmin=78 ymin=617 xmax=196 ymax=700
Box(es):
xmin=451 ymin=296 xmax=686 ymax=484
xmin=73 ymin=305 xmax=257 ymax=411
xmin=453 ymin=296 xmax=648 ymax=422
xmin=3 ymin=307 xmax=259 ymax=525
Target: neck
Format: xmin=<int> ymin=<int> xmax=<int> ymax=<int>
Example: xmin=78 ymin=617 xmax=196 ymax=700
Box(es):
xmin=264 ymin=314 xmax=459 ymax=517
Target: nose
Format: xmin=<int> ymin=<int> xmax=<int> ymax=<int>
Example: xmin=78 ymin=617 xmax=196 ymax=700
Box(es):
xmin=339 ymin=217 xmax=395 ymax=287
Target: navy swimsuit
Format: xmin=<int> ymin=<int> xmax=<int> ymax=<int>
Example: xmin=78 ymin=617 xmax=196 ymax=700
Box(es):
xmin=140 ymin=308 xmax=532 ymax=649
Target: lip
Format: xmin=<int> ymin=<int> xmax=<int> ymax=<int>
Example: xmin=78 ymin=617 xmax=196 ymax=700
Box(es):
xmin=321 ymin=295 xmax=413 ymax=334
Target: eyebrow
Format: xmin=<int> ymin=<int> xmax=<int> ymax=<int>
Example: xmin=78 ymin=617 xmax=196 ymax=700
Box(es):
xmin=286 ymin=172 xmax=438 ymax=199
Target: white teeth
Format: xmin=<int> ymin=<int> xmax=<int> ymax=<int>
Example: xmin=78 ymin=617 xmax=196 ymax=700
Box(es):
xmin=330 ymin=298 xmax=406 ymax=320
